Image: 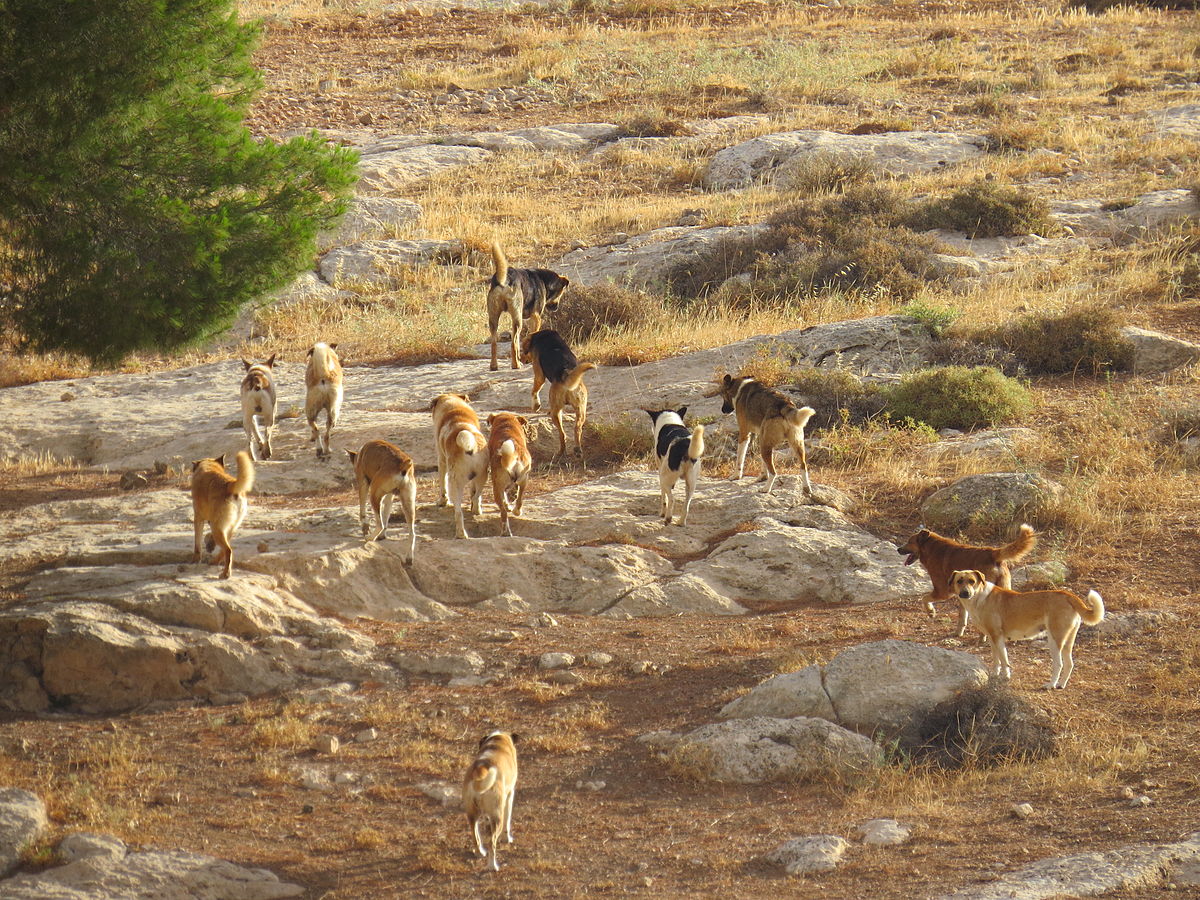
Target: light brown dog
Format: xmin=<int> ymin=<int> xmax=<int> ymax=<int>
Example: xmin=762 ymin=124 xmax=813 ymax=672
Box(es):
xmin=431 ymin=393 xmax=489 ymax=539
xmin=346 ymin=440 xmax=417 ymax=563
xmin=950 ymin=569 xmax=1105 ymax=689
xmin=191 ymin=451 xmax=254 ymax=579
xmin=487 ymin=413 xmax=532 ymax=537
xmin=718 ymin=374 xmax=815 ymax=495
xmin=898 ymin=524 xmax=1037 ymax=635
xmin=305 ymin=342 xmax=343 ymax=460
xmin=463 ymin=731 xmax=519 ymax=872
xmin=240 ymin=354 xmax=277 ymax=461
xmin=521 ymin=329 xmax=595 ymax=457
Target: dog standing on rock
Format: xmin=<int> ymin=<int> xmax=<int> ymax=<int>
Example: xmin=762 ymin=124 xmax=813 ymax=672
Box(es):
xmin=718 ymin=374 xmax=815 ymax=495
xmin=648 ymin=407 xmax=705 ymax=526
xmin=521 ymin=329 xmax=595 ymax=457
xmin=431 ymin=393 xmax=489 ymax=539
xmin=487 ymin=412 xmax=532 ymax=537
xmin=191 ymin=451 xmax=254 ymax=580
xmin=240 ymin=354 xmax=278 ymax=461
xmin=346 ymin=439 xmax=417 ymax=563
xmin=305 ymin=342 xmax=342 ymax=460
xmin=487 ymin=242 xmax=569 ymax=371
xmin=463 ymin=731 xmax=519 ymax=872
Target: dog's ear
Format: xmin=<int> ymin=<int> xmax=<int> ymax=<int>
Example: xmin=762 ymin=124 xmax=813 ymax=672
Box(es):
xmin=486 ymin=413 xmax=497 ymax=426
xmin=516 ymin=415 xmax=529 ymax=427
xmin=265 ymin=353 xmax=276 ymax=367
xmin=306 ymin=347 xmax=314 ymax=358
xmin=329 ymin=342 xmax=337 ymax=351
xmin=645 ymin=409 xmax=658 ymax=421
xmin=509 ymin=733 xmax=520 ymax=745
xmin=215 ymin=453 xmax=225 ymax=468
xmin=677 ymin=405 xmax=688 ymax=419
xmin=242 ymin=359 xmax=252 ymax=370
xmin=722 ymin=374 xmax=733 ymax=387
xmin=191 ymin=458 xmax=203 ymax=472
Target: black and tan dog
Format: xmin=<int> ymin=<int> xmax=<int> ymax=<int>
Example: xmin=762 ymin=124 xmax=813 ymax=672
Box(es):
xmin=487 ymin=243 xmax=569 ymax=371
xmin=718 ymin=374 xmax=815 ymax=494
xmin=521 ymin=329 xmax=595 ymax=457
xmin=191 ymin=451 xmax=254 ymax=580
xmin=463 ymin=731 xmax=519 ymax=872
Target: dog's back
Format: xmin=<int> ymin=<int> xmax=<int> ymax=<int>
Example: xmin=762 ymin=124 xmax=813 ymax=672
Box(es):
xmin=719 ymin=375 xmax=797 ymax=426
xmin=901 ymin=525 xmax=1037 ymax=598
xmin=433 ymin=393 xmax=486 ymax=455
xmin=305 ymin=342 xmax=342 ymax=394
xmin=350 ymin=439 xmax=413 ymax=497
xmin=527 ymin=329 xmax=578 ymax=383
xmin=463 ymin=731 xmax=519 ymax=871
xmin=305 ymin=343 xmax=343 ymax=458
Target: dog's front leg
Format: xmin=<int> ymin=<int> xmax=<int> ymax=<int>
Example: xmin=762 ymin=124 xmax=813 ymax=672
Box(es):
xmin=509 ymin=316 xmax=522 ymax=370
xmin=735 ymin=434 xmax=751 ymax=479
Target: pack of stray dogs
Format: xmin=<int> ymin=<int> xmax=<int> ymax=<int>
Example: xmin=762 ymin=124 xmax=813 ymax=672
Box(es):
xmin=188 ymin=243 xmax=1106 ymax=870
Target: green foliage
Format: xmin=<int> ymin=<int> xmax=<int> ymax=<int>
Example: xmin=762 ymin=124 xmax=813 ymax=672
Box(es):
xmin=899 ymin=299 xmax=960 ymax=337
xmin=883 ymin=366 xmax=1033 ymax=431
xmin=988 ymin=304 xmax=1134 ymax=375
xmin=0 ymin=0 xmax=358 ymax=363
xmin=908 ymin=181 xmax=1057 ymax=239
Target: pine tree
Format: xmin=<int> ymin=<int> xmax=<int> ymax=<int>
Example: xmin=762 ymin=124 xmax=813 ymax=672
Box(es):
xmin=0 ymin=0 xmax=357 ymax=363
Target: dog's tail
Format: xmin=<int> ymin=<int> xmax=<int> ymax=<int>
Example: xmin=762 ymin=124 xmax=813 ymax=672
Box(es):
xmin=785 ymin=405 xmax=816 ymax=429
xmin=1076 ymin=589 xmax=1105 ymax=626
xmin=688 ymin=424 xmax=705 ymax=462
xmin=490 ymin=242 xmax=508 ymax=285
xmin=468 ymin=761 xmax=499 ymax=794
xmin=232 ymin=451 xmax=255 ymax=496
xmin=499 ymin=438 xmax=518 ymax=470
xmin=562 ymin=362 xmax=596 ymax=391
xmin=997 ymin=523 xmax=1037 ymax=563
xmin=457 ymin=428 xmax=480 ymax=454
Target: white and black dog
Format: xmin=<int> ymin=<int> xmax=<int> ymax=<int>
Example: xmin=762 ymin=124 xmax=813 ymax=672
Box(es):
xmin=647 ymin=407 xmax=705 ymax=526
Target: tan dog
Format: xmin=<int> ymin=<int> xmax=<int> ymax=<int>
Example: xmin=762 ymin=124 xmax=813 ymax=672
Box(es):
xmin=718 ymin=374 xmax=815 ymax=494
xmin=487 ymin=243 xmax=569 ymax=371
xmin=431 ymin=393 xmax=489 ymax=539
xmin=950 ymin=569 xmax=1105 ymax=689
xmin=463 ymin=731 xmax=519 ymax=872
xmin=898 ymin=524 xmax=1036 ymax=636
xmin=521 ymin=329 xmax=595 ymax=457
xmin=240 ymin=354 xmax=278 ymax=461
xmin=487 ymin=413 xmax=532 ymax=537
xmin=305 ymin=342 xmax=343 ymax=460
xmin=191 ymin=451 xmax=254 ymax=579
xmin=346 ymin=440 xmax=417 ymax=563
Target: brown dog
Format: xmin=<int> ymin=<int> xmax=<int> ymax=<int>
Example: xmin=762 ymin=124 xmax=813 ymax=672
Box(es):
xmin=346 ymin=439 xmax=417 ymax=563
xmin=305 ymin=342 xmax=343 ymax=460
xmin=521 ymin=329 xmax=595 ymax=457
xmin=463 ymin=731 xmax=519 ymax=871
xmin=718 ymin=374 xmax=815 ymax=495
xmin=431 ymin=393 xmax=489 ymax=539
xmin=191 ymin=451 xmax=254 ymax=579
xmin=950 ymin=569 xmax=1105 ymax=689
xmin=898 ymin=524 xmax=1036 ymax=636
xmin=487 ymin=413 xmax=532 ymax=537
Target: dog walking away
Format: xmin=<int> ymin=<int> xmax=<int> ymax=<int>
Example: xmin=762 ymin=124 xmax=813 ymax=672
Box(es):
xmin=647 ymin=407 xmax=705 ymax=526
xmin=191 ymin=451 xmax=254 ymax=579
xmin=487 ymin=242 xmax=570 ymax=371
xmin=431 ymin=393 xmax=489 ymax=539
xmin=898 ymin=524 xmax=1037 ymax=636
xmin=240 ymin=354 xmax=278 ymax=461
xmin=718 ymin=374 xmax=815 ymax=495
xmin=346 ymin=439 xmax=417 ymax=563
xmin=521 ymin=329 xmax=595 ymax=457
xmin=487 ymin=413 xmax=532 ymax=537
xmin=950 ymin=569 xmax=1105 ymax=689
xmin=305 ymin=342 xmax=343 ymax=460
xmin=463 ymin=731 xmax=519 ymax=872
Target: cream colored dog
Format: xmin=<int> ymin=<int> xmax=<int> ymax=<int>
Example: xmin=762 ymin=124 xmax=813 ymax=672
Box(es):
xmin=240 ymin=354 xmax=277 ymax=461
xmin=486 ymin=412 xmax=532 ymax=537
xmin=950 ymin=569 xmax=1106 ymax=689
xmin=346 ymin=439 xmax=417 ymax=563
xmin=305 ymin=342 xmax=343 ymax=460
xmin=462 ymin=731 xmax=519 ymax=871
xmin=191 ymin=451 xmax=254 ymax=579
xmin=431 ymin=393 xmax=489 ymax=539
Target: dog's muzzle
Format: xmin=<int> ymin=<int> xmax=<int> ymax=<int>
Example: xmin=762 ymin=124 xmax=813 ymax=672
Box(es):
xmin=899 ymin=549 xmax=916 ymax=565
xmin=958 ymin=590 xmax=973 ymax=600
xmin=720 ymin=401 xmax=733 ymax=414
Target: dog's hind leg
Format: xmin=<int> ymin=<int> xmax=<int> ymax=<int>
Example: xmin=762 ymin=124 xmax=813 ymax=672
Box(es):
xmin=357 ymin=476 xmax=370 ymax=536
xmin=509 ymin=310 xmax=522 ymax=370
xmin=550 ymin=407 xmax=568 ymax=458
xmin=792 ymin=431 xmax=813 ymax=494
xmin=760 ymin=442 xmax=778 ymax=494
xmin=573 ymin=398 xmax=586 ymax=458
xmin=192 ymin=513 xmax=205 ymax=563
xmin=488 ymin=298 xmax=502 ymax=372
xmin=679 ymin=465 xmax=697 ymax=526
xmin=213 ymin=530 xmax=234 ymax=579
xmin=735 ymin=433 xmax=751 ymax=480
xmin=260 ymin=406 xmax=276 ymax=460
xmin=399 ymin=477 xmax=417 ymax=563
xmin=1053 ymin=622 xmax=1080 ymax=688
xmin=325 ymin=393 xmax=341 ymax=460
xmin=503 ymin=788 xmax=515 ymax=843
xmin=243 ymin=411 xmax=263 ymax=461
xmin=471 ymin=815 xmax=487 ymax=857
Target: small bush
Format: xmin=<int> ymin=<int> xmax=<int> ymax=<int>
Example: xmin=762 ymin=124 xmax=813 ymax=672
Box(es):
xmin=928 ymin=337 xmax=1023 ymax=376
xmin=900 ymin=298 xmax=960 ymax=338
xmin=987 ymin=304 xmax=1133 ymax=375
xmin=775 ymin=152 xmax=878 ymax=196
xmin=661 ymin=227 xmax=788 ymax=299
xmin=549 ymin=283 xmax=664 ymax=346
xmin=617 ymin=111 xmax=693 ymax=138
xmin=913 ymin=684 xmax=1058 ymax=768
xmin=883 ymin=366 xmax=1032 ymax=431
xmin=787 ymin=367 xmax=886 ymax=430
xmin=1163 ymin=406 xmax=1200 ymax=441
xmin=908 ymin=181 xmax=1057 ymax=238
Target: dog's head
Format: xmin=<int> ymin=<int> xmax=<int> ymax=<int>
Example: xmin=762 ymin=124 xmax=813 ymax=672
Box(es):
xmin=242 ymin=353 xmax=277 ymax=371
xmin=718 ymin=374 xmax=744 ymax=414
xmin=543 ymin=274 xmax=569 ymax=311
xmin=949 ymin=569 xmax=988 ymax=602
xmin=429 ymin=392 xmax=470 ymax=413
xmin=191 ymin=454 xmax=225 ymax=474
xmin=897 ymin=527 xmax=931 ymax=566
xmin=306 ymin=343 xmax=337 ymax=359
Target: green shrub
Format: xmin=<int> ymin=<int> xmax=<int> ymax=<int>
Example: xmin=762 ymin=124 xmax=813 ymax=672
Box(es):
xmin=908 ymin=181 xmax=1057 ymax=239
xmin=550 ymin=283 xmax=663 ymax=345
xmin=928 ymin=336 xmax=1023 ymax=376
xmin=883 ymin=366 xmax=1032 ymax=431
xmin=987 ymin=304 xmax=1133 ymax=375
xmin=900 ymin=299 xmax=960 ymax=338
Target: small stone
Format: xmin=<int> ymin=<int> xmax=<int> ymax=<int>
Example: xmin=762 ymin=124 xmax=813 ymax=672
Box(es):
xmin=256 ymin=541 xmax=270 ymax=553
xmin=642 ymin=877 xmax=653 ymax=888
xmin=477 ymin=101 xmax=495 ymax=114
xmin=1141 ymin=778 xmax=1159 ymax=789
xmin=856 ymin=818 xmax=912 ymax=846
xmin=539 ymin=652 xmax=576 ymax=670
xmin=301 ymin=804 xmax=315 ymax=814
xmin=546 ymin=670 xmax=582 ymax=685
xmin=313 ymin=734 xmax=340 ymax=755
xmin=536 ymin=612 xmax=559 ymax=628
xmin=151 ymin=791 xmax=182 ymax=806
xmin=60 ymin=392 xmax=75 ymax=402
xmin=334 ymin=771 xmax=357 ymax=785
xmin=358 ymin=112 xmax=373 ymax=125
xmin=630 ymin=660 xmax=655 ymax=675
xmin=417 ymin=782 xmax=459 ymax=806
xmin=119 ymin=471 xmax=149 ymax=491
xmin=1121 ymin=786 xmax=1137 ymax=800
xmin=1012 ymin=802 xmax=1035 ymax=819
xmin=354 ymin=727 xmax=378 ymax=744
xmin=485 ymin=630 xmax=521 ymax=642
xmin=585 ymin=652 xmax=614 ymax=667
xmin=1130 ymin=795 xmax=1153 ymax=807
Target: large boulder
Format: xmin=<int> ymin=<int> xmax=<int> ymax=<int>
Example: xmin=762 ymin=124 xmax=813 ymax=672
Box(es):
xmin=718 ymin=666 xmax=836 ymax=721
xmin=356 ymin=143 xmax=491 ymax=193
xmin=318 ymin=238 xmax=468 ymax=288
xmin=920 ymin=473 xmax=1064 ymax=532
xmin=703 ymin=130 xmax=988 ymax=191
xmin=781 ymin=315 xmax=935 ymax=378
xmin=317 ymin=197 xmax=422 ymax=251
xmin=0 ymin=789 xmax=47 ymax=878
xmin=1120 ymin=326 xmax=1200 ymax=374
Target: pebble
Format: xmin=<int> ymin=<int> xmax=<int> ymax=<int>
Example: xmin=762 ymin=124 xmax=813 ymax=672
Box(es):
xmin=119 ymin=471 xmax=149 ymax=491
xmin=313 ymin=734 xmax=340 ymax=755
xmin=546 ymin=670 xmax=582 ymax=685
xmin=60 ymin=392 xmax=75 ymax=402
xmin=539 ymin=652 xmax=576 ymax=670
xmin=354 ymin=727 xmax=378 ymax=744
xmin=1130 ymin=795 xmax=1153 ymax=808
xmin=585 ymin=651 xmax=614 ymax=667
xmin=575 ymin=780 xmax=606 ymax=791
xmin=257 ymin=541 xmax=270 ymax=553
xmin=485 ymin=630 xmax=521 ymax=642
xmin=1012 ymin=802 xmax=1034 ymax=819
xmin=334 ymin=771 xmax=357 ymax=785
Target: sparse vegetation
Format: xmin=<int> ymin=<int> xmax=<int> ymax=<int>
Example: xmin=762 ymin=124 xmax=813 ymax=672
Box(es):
xmin=914 ymin=685 xmax=1058 ymax=768
xmin=883 ymin=366 xmax=1033 ymax=431
xmin=984 ymin=304 xmax=1134 ymax=375
xmin=908 ymin=181 xmax=1057 ymax=239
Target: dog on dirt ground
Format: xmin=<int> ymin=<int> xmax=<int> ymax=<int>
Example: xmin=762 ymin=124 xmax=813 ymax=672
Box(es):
xmin=521 ymin=329 xmax=595 ymax=458
xmin=487 ymin=413 xmax=532 ymax=537
xmin=305 ymin=342 xmax=343 ymax=460
xmin=487 ymin=242 xmax=570 ymax=371
xmin=717 ymin=374 xmax=815 ymax=495
xmin=898 ymin=524 xmax=1037 ymax=636
xmin=430 ymin=393 xmax=489 ymax=539
xmin=647 ymin=407 xmax=705 ymax=526
xmin=463 ymin=731 xmax=519 ymax=872
xmin=346 ymin=439 xmax=417 ymax=563
xmin=240 ymin=354 xmax=278 ymax=461
xmin=191 ymin=450 xmax=254 ymax=580
xmin=949 ymin=569 xmax=1105 ymax=689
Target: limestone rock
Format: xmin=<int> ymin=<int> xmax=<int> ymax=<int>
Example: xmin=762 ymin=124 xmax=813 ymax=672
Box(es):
xmin=856 ymin=818 xmax=913 ymax=846
xmin=921 ymin=473 xmax=1064 ymax=531
xmin=766 ymin=835 xmax=850 ymax=875
xmin=1147 ymin=103 xmax=1200 ymax=139
xmin=57 ymin=833 xmax=126 ymax=864
xmin=538 ymin=652 xmax=575 ymax=670
xmin=717 ymin=665 xmax=836 ymax=722
xmin=1052 ymin=190 xmax=1198 ymax=244
xmin=1120 ymin=326 xmax=1200 ymax=374
xmin=356 ymin=143 xmax=491 ymax=193
xmin=0 ymin=788 xmax=47 ymax=877
xmin=319 ymin=239 xmax=467 ymax=289
xmin=917 ymin=428 xmax=1037 ymax=464
xmin=317 ymin=197 xmax=422 ymax=251
xmin=390 ymin=650 xmax=484 ymax=679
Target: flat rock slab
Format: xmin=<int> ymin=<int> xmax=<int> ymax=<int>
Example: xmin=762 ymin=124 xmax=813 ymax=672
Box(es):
xmin=356 ymin=143 xmax=492 ymax=193
xmin=317 ymin=197 xmax=423 ymax=251
xmin=1052 ymin=190 xmax=1198 ymax=244
xmin=1120 ymin=325 xmax=1200 ymax=374
xmin=318 ymin=238 xmax=468 ymax=288
xmin=0 ymin=789 xmax=47 ymax=878
xmin=1146 ymin=103 xmax=1200 ymax=139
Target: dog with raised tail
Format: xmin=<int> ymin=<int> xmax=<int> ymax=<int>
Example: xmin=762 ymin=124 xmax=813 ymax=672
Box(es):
xmin=647 ymin=407 xmax=705 ymax=526
xmin=487 ymin=413 xmax=532 ymax=537
xmin=950 ymin=569 xmax=1105 ymax=689
xmin=431 ymin=393 xmax=490 ymax=539
xmin=463 ymin=731 xmax=519 ymax=872
xmin=898 ymin=524 xmax=1037 ymax=636
xmin=521 ymin=329 xmax=595 ymax=457
xmin=346 ymin=439 xmax=417 ymax=563
xmin=240 ymin=355 xmax=278 ymax=461
xmin=191 ymin=450 xmax=254 ymax=580
xmin=305 ymin=342 xmax=343 ymax=460
xmin=487 ymin=242 xmax=570 ymax=371
xmin=718 ymin=374 xmax=815 ymax=495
